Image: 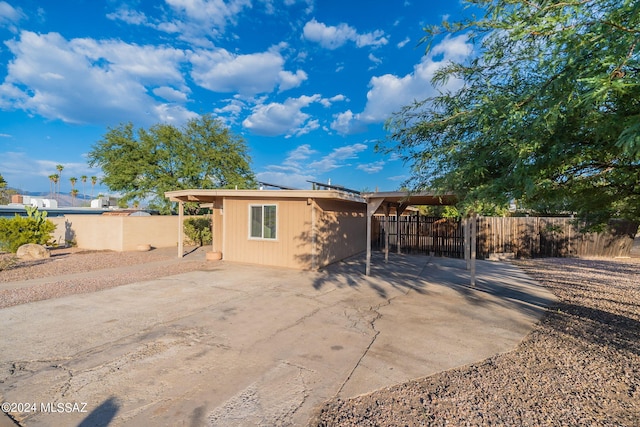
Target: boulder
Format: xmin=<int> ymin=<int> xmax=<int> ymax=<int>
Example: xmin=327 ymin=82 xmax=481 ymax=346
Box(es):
xmin=16 ymin=244 xmax=51 ymax=260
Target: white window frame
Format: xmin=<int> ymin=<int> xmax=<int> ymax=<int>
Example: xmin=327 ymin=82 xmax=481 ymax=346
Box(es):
xmin=249 ymin=204 xmax=278 ymax=240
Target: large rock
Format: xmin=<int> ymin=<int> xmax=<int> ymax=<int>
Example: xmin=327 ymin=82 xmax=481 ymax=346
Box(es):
xmin=16 ymin=244 xmax=51 ymax=260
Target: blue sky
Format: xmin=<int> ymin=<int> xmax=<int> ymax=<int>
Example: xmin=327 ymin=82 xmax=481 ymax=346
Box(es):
xmin=0 ymin=0 xmax=473 ymax=196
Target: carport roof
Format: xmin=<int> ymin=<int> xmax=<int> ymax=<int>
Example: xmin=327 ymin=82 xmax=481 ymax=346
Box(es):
xmin=165 ymin=189 xmax=456 ymax=207
xmin=362 ymin=191 xmax=457 ymax=209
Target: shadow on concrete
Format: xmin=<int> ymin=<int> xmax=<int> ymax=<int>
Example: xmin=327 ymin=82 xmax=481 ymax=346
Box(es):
xmin=77 ymin=396 xmax=120 ymax=427
xmin=311 ymin=252 xmax=432 ymax=299
xmin=312 ymin=252 xmax=557 ymax=320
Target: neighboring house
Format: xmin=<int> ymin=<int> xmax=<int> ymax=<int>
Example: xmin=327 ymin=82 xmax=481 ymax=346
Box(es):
xmin=165 ymin=189 xmax=456 ymax=272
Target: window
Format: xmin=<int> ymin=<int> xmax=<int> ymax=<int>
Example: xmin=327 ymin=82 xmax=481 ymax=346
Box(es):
xmin=250 ymin=204 xmax=277 ymax=239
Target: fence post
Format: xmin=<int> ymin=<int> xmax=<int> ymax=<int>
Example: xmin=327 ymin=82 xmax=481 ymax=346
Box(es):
xmin=464 ymin=216 xmax=471 ymax=270
xmin=384 ymin=203 xmax=390 ymax=263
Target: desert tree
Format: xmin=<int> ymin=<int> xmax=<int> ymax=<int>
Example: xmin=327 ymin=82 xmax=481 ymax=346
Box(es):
xmin=381 ymin=0 xmax=640 ymax=226
xmin=88 ymin=114 xmax=256 ymax=214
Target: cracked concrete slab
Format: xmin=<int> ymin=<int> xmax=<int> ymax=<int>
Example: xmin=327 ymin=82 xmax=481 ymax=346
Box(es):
xmin=0 ymin=253 xmax=556 ymax=426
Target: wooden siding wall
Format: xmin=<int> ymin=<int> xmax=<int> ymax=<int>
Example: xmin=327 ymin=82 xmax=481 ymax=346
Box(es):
xmin=315 ymin=199 xmax=367 ymax=267
xmin=374 ymin=216 xmax=637 ymax=259
xmin=223 ymin=197 xmax=312 ymax=269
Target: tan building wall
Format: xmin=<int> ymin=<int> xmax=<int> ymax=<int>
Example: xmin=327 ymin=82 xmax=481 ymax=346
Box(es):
xmin=221 ymin=197 xmax=366 ymax=270
xmin=50 ymin=215 xmax=182 ymax=251
xmin=315 ymin=199 xmax=367 ymax=267
xmin=222 ymin=197 xmax=313 ymax=269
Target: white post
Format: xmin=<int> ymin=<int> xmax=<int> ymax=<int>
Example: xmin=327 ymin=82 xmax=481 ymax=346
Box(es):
xmin=365 ymin=198 xmax=384 ymax=276
xmin=310 ymin=198 xmax=317 ymax=270
xmin=384 ymin=204 xmax=389 ymax=263
xmin=366 ymin=213 xmax=372 ymax=276
xmin=465 ymin=216 xmax=471 ymax=270
xmin=178 ymin=201 xmax=184 ymax=258
xmin=470 ymin=212 xmax=477 ymax=287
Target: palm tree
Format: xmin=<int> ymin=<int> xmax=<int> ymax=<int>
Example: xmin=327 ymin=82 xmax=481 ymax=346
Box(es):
xmin=48 ymin=174 xmax=56 ymax=198
xmin=70 ymin=177 xmax=77 ymax=191
xmin=51 ymin=174 xmax=59 ymax=202
xmin=55 ymin=164 xmax=64 ymax=199
xmin=71 ymin=189 xmax=79 ymax=207
xmin=80 ymin=175 xmax=87 ymax=203
xmin=91 ymin=176 xmax=97 ymax=198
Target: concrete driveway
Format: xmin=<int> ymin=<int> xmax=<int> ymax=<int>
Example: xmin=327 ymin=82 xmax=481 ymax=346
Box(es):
xmin=0 ymin=253 xmax=556 ymax=426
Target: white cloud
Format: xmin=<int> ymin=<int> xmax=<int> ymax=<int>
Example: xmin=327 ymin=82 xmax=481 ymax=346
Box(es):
xmin=190 ymin=45 xmax=303 ymax=95
xmin=106 ymin=6 xmax=148 ymax=25
xmin=255 ymin=170 xmax=314 ymax=190
xmin=368 ymin=53 xmax=382 ymax=65
xmin=165 ymin=0 xmax=250 ymax=36
xmin=213 ymin=98 xmax=246 ymax=123
xmin=357 ymin=160 xmax=385 ymax=174
xmin=330 ymin=110 xmax=366 ymax=134
xmin=291 ymin=119 xmax=319 ymax=137
xmin=106 ymin=0 xmax=252 ymax=46
xmin=330 ymin=33 xmax=473 ymax=134
xmin=0 ymin=1 xmax=25 ymax=33
xmin=253 ymin=0 xmax=314 ymax=15
xmin=242 ymin=94 xmax=324 ymax=136
xmin=0 ymin=152 xmax=101 ymax=193
xmin=355 ymin=30 xmax=388 ymax=48
xmin=397 ymin=37 xmax=410 ymax=48
xmin=308 ymin=143 xmax=367 ymax=172
xmin=257 ymin=144 xmax=317 ymax=188
xmin=0 ymin=31 xmax=196 ymax=125
xmin=303 ymin=18 xmax=387 ymax=50
xmin=153 ymin=86 xmax=189 ymax=102
xmin=257 ymin=142 xmax=368 ymax=188
xmin=284 ymin=144 xmax=317 ymax=165
xmin=278 ymin=69 xmax=308 ymax=91
xmin=319 ymin=93 xmax=346 ymax=107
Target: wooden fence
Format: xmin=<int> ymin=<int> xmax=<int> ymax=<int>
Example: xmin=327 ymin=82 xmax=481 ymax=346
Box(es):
xmin=477 ymin=217 xmax=637 ymax=258
xmin=373 ymin=215 xmax=638 ymax=259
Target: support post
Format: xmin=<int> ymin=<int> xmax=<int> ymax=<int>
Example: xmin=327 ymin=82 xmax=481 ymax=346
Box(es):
xmin=310 ymin=198 xmax=317 ymax=270
xmin=366 ymin=213 xmax=372 ymax=276
xmin=464 ymin=216 xmax=471 ymax=270
xmin=178 ymin=201 xmax=184 ymax=258
xmin=470 ymin=212 xmax=477 ymax=287
xmin=365 ymin=198 xmax=384 ymax=276
xmin=397 ymin=202 xmax=409 ymax=254
xmin=384 ymin=203 xmax=390 ymax=263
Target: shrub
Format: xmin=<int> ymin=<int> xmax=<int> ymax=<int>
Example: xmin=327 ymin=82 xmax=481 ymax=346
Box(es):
xmin=183 ymin=216 xmax=212 ymax=246
xmin=0 ymin=207 xmax=57 ymax=253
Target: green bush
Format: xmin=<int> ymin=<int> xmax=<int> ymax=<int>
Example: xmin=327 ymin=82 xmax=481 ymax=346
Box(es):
xmin=0 ymin=207 xmax=56 ymax=253
xmin=183 ymin=216 xmax=212 ymax=246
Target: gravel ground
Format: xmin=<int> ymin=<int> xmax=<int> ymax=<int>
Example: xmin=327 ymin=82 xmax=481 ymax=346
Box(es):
xmin=0 ymin=246 xmax=210 ymax=309
xmin=311 ymin=257 xmax=640 ymax=426
xmin=2 ymin=251 xmax=639 ymax=425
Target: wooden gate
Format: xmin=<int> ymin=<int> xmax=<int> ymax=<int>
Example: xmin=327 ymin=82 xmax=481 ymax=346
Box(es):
xmin=372 ymin=215 xmax=464 ymax=258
